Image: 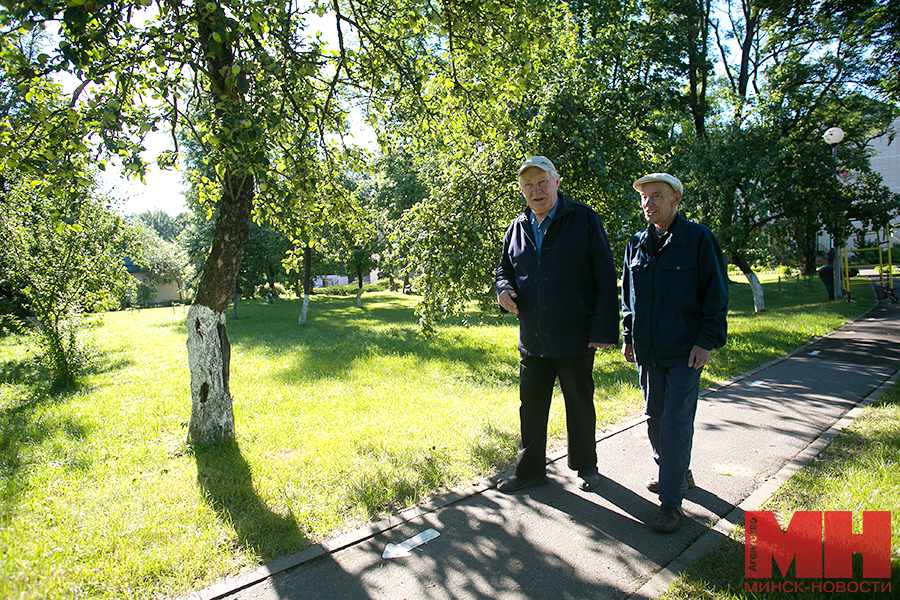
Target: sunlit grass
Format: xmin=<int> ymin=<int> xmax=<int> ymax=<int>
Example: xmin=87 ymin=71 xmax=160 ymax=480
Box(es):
xmin=0 ymin=279 xmax=878 ymax=599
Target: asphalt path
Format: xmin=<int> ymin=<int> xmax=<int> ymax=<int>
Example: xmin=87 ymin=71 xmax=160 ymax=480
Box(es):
xmin=182 ymin=297 xmax=900 ymax=600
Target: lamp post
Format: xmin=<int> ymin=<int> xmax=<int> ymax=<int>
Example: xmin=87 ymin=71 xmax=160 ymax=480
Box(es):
xmin=823 ymin=126 xmax=844 ymax=152
xmin=824 ymin=126 xmax=845 ymax=300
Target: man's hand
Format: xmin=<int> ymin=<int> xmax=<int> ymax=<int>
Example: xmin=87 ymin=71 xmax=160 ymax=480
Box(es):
xmin=498 ymin=289 xmax=519 ymax=314
xmin=688 ymin=345 xmax=711 ymax=369
xmin=589 ymin=342 xmax=614 ymax=350
xmin=622 ymin=342 xmax=635 ymax=363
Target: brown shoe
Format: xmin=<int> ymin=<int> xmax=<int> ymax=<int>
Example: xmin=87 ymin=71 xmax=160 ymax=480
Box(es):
xmin=646 ymin=469 xmax=695 ymax=494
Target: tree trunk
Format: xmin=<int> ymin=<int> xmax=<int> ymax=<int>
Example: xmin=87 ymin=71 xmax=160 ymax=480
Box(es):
xmin=302 ymin=244 xmax=313 ymax=297
xmin=732 ymin=252 xmax=765 ymax=312
xmin=298 ymin=294 xmax=310 ymax=325
xmin=298 ymin=244 xmax=312 ymax=325
xmin=187 ymin=4 xmax=255 ymax=445
xmin=794 ymin=221 xmax=819 ymax=276
xmin=356 ymin=262 xmax=364 ymax=308
xmin=186 ymin=168 xmax=253 ymax=444
xmin=186 ymin=304 xmax=234 ymax=443
xmin=267 ymin=265 xmax=278 ymax=300
xmin=686 ymin=0 xmax=712 ymax=139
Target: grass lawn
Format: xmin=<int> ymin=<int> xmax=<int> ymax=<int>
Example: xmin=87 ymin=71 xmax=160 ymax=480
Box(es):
xmin=661 ymin=375 xmax=900 ymax=599
xmin=0 ymin=273 xmax=877 ymax=599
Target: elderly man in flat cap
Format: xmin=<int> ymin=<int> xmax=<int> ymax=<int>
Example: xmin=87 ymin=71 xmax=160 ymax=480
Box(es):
xmin=495 ymin=156 xmax=619 ymax=494
xmin=621 ymin=173 xmax=729 ymax=533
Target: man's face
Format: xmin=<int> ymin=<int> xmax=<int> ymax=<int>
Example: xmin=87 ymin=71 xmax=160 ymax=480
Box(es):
xmin=519 ymin=166 xmax=560 ymax=219
xmin=639 ymin=181 xmax=681 ymax=231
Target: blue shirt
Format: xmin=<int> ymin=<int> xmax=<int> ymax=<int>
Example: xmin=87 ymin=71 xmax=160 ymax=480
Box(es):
xmin=529 ymin=200 xmax=559 ymax=254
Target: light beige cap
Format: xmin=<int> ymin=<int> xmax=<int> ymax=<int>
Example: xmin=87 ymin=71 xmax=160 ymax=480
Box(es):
xmin=633 ymin=173 xmax=683 ymax=194
xmin=518 ymin=156 xmax=556 ymax=175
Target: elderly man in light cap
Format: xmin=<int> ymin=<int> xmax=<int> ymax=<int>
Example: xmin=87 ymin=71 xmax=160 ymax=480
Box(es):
xmin=621 ymin=172 xmax=729 ymax=532
xmin=495 ymin=156 xmax=619 ymax=494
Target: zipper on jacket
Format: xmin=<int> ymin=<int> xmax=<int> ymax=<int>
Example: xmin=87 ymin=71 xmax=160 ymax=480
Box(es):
xmin=649 ymin=248 xmax=658 ymax=367
xmin=535 ymin=227 xmax=545 ymax=356
xmin=525 ymin=215 xmax=545 ymax=357
xmin=648 ymin=231 xmax=674 ymax=368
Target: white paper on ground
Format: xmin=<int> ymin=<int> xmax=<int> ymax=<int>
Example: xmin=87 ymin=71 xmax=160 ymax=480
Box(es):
xmin=382 ymin=528 xmax=441 ymax=559
xmin=746 ymin=380 xmax=766 ymax=387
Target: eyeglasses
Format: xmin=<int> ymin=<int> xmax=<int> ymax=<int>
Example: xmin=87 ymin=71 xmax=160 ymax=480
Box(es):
xmin=521 ymin=179 xmax=552 ymax=191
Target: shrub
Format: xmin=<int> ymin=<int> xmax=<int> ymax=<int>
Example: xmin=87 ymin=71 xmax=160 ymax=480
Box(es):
xmin=775 ymin=264 xmax=794 ymax=277
xmin=312 ymin=281 xmax=390 ymax=296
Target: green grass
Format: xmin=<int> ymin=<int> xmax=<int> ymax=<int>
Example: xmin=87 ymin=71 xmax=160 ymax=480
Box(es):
xmin=662 ymin=357 xmax=900 ymax=599
xmin=0 ymin=276 xmax=877 ymax=599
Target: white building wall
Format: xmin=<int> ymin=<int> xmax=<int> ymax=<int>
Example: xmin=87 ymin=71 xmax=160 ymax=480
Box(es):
xmin=869 ymin=117 xmax=900 ymax=197
xmin=128 ymin=272 xmax=183 ymax=303
xmin=819 ymin=118 xmax=900 ymax=254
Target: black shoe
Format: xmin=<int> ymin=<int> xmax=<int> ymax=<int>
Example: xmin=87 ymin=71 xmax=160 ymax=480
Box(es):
xmin=577 ymin=470 xmax=601 ymax=491
xmin=646 ymin=469 xmax=695 ymax=494
xmin=651 ymin=505 xmax=684 ymax=533
xmin=497 ymin=475 xmax=548 ymax=494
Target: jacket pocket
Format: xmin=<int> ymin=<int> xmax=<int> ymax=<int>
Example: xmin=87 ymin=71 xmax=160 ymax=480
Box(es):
xmin=628 ymin=255 xmax=651 ymax=297
xmin=659 ymin=260 xmax=697 ymax=299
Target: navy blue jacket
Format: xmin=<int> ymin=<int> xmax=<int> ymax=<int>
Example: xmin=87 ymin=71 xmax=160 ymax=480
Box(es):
xmin=621 ymin=214 xmax=729 ymax=367
xmin=496 ymin=194 xmax=619 ymax=357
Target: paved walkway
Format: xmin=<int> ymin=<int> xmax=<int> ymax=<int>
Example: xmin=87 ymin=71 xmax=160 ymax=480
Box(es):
xmin=183 ymin=297 xmax=900 ymax=600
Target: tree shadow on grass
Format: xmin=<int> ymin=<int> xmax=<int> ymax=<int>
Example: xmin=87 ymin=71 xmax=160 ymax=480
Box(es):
xmin=0 ymin=335 xmax=137 ymax=517
xmin=194 ymin=438 xmax=309 ymax=561
xmin=0 ymin=356 xmax=91 ymax=513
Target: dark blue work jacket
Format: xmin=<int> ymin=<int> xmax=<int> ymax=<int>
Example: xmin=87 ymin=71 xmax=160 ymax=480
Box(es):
xmin=496 ymin=194 xmax=619 ymax=357
xmin=621 ymin=214 xmax=729 ymax=367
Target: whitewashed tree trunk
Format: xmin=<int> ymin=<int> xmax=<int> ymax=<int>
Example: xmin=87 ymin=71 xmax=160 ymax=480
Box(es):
xmin=183 ymin=8 xmax=254 ymax=445
xmin=833 ymin=247 xmax=843 ymax=300
xmin=356 ymin=288 xmax=363 ymax=308
xmin=745 ymin=270 xmax=766 ymax=312
xmin=186 ymin=304 xmax=234 ymax=444
xmin=298 ymin=295 xmax=310 ymax=325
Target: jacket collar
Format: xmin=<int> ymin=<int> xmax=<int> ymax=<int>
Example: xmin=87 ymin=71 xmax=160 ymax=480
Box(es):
xmin=639 ymin=213 xmax=686 ymax=248
xmin=517 ymin=193 xmax=574 ymax=224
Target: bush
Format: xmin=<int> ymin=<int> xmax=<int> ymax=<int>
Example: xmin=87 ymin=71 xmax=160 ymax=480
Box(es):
xmin=311 ymin=281 xmax=390 ymax=296
xmin=875 ymin=264 xmax=900 ymax=275
xmin=32 ymin=316 xmax=92 ymax=388
xmin=252 ymin=282 xmax=290 ymax=299
xmin=775 ymin=264 xmax=794 ymax=277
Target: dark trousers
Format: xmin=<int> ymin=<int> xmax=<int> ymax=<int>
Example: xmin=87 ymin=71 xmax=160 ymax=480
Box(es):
xmin=515 ymin=353 xmax=597 ymax=478
xmin=639 ymin=362 xmax=702 ymax=509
